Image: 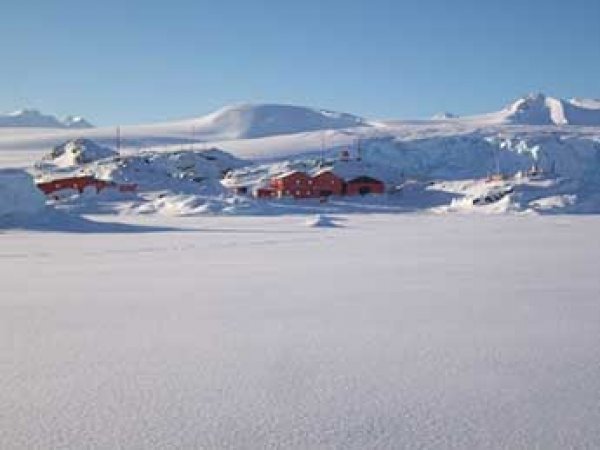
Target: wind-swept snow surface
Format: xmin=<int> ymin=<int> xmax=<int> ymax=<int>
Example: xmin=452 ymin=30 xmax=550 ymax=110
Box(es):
xmin=1 ymin=214 xmax=600 ymax=449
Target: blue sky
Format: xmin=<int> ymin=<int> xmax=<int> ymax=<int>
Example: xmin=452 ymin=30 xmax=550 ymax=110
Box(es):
xmin=2 ymin=0 xmax=599 ymax=125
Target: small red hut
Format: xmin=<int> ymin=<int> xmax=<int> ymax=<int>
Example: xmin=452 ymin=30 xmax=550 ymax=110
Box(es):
xmin=311 ymin=169 xmax=344 ymax=197
xmin=345 ymin=176 xmax=385 ymax=196
xmin=37 ymin=176 xmax=109 ymax=195
xmin=36 ymin=176 xmax=135 ymax=196
xmin=270 ymin=171 xmax=314 ymax=198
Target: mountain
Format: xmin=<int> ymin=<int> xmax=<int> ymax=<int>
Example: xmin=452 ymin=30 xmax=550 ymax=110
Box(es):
xmin=463 ymin=93 xmax=600 ymax=126
xmin=62 ymin=116 xmax=94 ymax=129
xmin=0 ymin=109 xmax=94 ymax=128
xmin=42 ymin=138 xmax=118 ymax=167
xmin=569 ymin=98 xmax=600 ymax=110
xmin=431 ymin=112 xmax=459 ymax=120
xmin=194 ymin=103 xmax=368 ymax=139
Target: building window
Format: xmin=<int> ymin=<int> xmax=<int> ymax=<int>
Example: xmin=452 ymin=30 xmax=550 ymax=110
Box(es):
xmin=296 ymin=190 xmax=301 ymax=196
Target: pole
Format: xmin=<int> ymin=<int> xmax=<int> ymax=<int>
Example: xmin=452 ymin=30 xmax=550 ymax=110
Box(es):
xmin=496 ymin=149 xmax=500 ymax=176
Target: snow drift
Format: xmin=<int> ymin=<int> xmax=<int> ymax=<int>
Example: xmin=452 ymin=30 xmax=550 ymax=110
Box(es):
xmin=0 ymin=169 xmax=45 ymax=218
xmin=306 ymin=214 xmax=340 ymax=227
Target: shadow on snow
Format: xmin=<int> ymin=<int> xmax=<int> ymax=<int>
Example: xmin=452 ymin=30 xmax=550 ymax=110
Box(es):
xmin=0 ymin=209 xmax=181 ymax=234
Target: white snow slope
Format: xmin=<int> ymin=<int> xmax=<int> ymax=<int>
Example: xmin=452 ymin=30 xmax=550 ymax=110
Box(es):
xmin=200 ymin=103 xmax=367 ymax=138
xmin=1 ymin=214 xmax=599 ymax=449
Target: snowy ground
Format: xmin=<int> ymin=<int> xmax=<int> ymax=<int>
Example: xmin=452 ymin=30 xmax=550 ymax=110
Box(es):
xmin=2 ymin=213 xmax=599 ymax=449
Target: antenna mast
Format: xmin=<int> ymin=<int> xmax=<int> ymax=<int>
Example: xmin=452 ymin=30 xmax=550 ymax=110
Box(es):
xmin=495 ymin=149 xmax=501 ymax=176
xmin=116 ymin=126 xmax=121 ymax=154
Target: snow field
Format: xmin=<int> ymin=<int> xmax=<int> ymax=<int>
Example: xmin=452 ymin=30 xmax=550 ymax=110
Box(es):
xmin=1 ymin=214 xmax=599 ymax=449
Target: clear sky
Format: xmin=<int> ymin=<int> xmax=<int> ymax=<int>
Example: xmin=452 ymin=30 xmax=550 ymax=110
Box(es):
xmin=2 ymin=0 xmax=599 ymax=125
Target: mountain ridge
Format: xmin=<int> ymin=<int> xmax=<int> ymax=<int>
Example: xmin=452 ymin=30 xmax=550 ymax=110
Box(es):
xmin=0 ymin=109 xmax=93 ymax=129
xmin=460 ymin=93 xmax=600 ymax=126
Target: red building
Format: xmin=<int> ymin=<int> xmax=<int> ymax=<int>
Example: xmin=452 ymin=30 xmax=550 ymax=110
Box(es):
xmin=257 ymin=170 xmax=385 ymax=199
xmin=255 ymin=187 xmax=276 ymax=198
xmin=311 ymin=169 xmax=344 ymax=197
xmin=36 ymin=176 xmax=136 ymax=196
xmin=37 ymin=176 xmax=110 ymax=195
xmin=345 ymin=176 xmax=385 ymax=196
xmin=270 ymin=171 xmax=314 ymax=198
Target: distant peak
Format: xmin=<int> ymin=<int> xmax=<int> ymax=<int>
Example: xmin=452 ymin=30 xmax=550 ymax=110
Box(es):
xmin=431 ymin=112 xmax=459 ymax=120
xmin=486 ymin=93 xmax=600 ymax=125
xmin=63 ymin=115 xmax=94 ymax=128
xmin=0 ymin=109 xmax=93 ymax=128
xmin=524 ymin=92 xmax=546 ymax=101
xmin=8 ymin=108 xmax=43 ymax=117
xmin=509 ymin=93 xmax=549 ymax=109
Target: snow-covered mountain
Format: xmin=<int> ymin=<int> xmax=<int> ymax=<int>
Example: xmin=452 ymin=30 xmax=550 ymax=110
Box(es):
xmin=461 ymin=93 xmax=600 ymax=126
xmin=569 ymin=98 xmax=600 ymax=110
xmin=62 ymin=115 xmax=94 ymax=129
xmin=41 ymin=138 xmax=118 ymax=168
xmin=0 ymin=109 xmax=94 ymax=129
xmin=194 ymin=103 xmax=368 ymax=139
xmin=431 ymin=112 xmax=459 ymax=120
